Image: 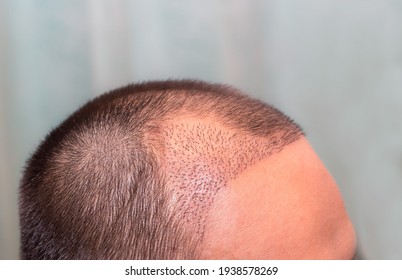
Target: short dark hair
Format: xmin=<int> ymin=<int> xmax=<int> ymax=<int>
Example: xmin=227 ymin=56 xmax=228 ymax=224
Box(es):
xmin=19 ymin=80 xmax=303 ymax=259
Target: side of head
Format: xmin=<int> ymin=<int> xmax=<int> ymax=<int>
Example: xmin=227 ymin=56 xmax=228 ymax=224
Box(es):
xmin=19 ymin=80 xmax=355 ymax=259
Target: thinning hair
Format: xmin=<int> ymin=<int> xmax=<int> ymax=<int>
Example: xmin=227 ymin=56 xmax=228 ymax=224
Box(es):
xmin=19 ymin=80 xmax=303 ymax=259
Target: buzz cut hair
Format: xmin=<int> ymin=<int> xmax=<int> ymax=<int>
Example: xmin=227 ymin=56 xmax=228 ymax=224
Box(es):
xmin=19 ymin=80 xmax=304 ymax=259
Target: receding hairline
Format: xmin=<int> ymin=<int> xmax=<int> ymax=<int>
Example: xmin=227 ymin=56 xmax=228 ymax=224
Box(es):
xmin=98 ymin=80 xmax=305 ymax=240
xmin=19 ymin=79 xmax=304 ymax=259
xmin=156 ymin=113 xmax=303 ymax=237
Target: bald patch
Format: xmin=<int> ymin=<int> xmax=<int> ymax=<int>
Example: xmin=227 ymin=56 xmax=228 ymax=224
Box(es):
xmin=162 ymin=119 xmax=302 ymax=239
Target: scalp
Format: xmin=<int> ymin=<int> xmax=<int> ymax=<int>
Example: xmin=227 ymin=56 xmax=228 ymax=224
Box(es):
xmin=19 ymin=80 xmax=303 ymax=259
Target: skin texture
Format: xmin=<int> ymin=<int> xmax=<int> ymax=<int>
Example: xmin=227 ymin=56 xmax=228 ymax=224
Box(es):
xmin=201 ymin=137 xmax=356 ymax=259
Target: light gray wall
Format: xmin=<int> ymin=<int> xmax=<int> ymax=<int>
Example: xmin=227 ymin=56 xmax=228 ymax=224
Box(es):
xmin=1 ymin=0 xmax=401 ymax=259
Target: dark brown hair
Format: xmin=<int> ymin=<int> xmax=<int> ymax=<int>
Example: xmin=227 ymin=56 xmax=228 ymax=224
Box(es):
xmin=19 ymin=80 xmax=303 ymax=259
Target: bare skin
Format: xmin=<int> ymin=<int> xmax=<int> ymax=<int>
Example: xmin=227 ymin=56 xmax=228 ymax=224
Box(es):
xmin=202 ymin=137 xmax=356 ymax=259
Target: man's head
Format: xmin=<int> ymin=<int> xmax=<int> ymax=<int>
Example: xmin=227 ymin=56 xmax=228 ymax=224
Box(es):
xmin=19 ymin=80 xmax=356 ymax=259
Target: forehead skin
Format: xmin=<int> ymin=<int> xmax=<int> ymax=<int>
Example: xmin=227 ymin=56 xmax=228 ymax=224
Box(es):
xmin=202 ymin=137 xmax=356 ymax=259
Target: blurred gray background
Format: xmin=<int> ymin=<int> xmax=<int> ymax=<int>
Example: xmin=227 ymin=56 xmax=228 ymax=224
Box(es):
xmin=1 ymin=0 xmax=402 ymax=259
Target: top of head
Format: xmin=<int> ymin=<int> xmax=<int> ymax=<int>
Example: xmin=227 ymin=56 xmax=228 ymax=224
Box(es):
xmin=19 ymin=80 xmax=354 ymax=259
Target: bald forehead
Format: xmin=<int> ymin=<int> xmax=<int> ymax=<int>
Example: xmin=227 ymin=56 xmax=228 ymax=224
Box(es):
xmin=160 ymin=118 xmax=302 ymax=238
xmin=202 ymin=137 xmax=356 ymax=259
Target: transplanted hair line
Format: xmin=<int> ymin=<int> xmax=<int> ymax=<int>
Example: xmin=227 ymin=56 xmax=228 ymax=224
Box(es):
xmin=19 ymin=79 xmax=304 ymax=259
